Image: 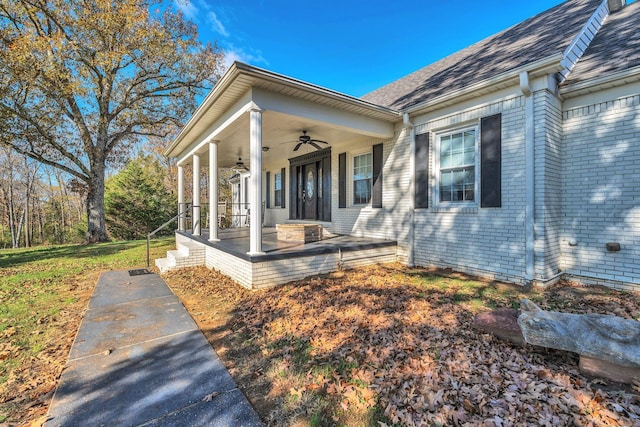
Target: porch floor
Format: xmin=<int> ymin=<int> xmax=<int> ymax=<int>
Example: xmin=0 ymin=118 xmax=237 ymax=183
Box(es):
xmin=177 ymin=227 xmax=396 ymax=262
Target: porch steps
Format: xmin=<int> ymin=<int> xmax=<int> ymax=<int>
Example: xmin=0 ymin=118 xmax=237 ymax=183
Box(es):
xmin=155 ymin=241 xmax=206 ymax=273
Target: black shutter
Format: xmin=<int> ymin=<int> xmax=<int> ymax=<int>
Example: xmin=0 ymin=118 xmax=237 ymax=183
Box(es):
xmin=481 ymin=114 xmax=502 ymax=208
xmin=265 ymin=172 xmax=271 ymax=208
xmin=372 ymin=143 xmax=383 ymax=208
xmin=322 ymin=156 xmax=331 ymax=221
xmin=289 ymin=166 xmax=296 ymax=219
xmin=281 ymin=167 xmax=286 ymax=209
xmin=415 ymin=132 xmax=430 ymax=209
xmin=338 ymin=152 xmax=346 ymax=208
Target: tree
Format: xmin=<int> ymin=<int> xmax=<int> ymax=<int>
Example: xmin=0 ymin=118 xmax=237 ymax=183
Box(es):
xmin=105 ymin=154 xmax=176 ymax=240
xmin=0 ymin=0 xmax=222 ymax=242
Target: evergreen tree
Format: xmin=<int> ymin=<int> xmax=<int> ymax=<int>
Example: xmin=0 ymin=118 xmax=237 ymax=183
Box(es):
xmin=105 ymin=155 xmax=176 ymax=240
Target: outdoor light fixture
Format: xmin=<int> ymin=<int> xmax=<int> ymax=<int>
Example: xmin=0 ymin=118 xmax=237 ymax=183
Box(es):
xmin=262 ymin=146 xmax=270 ymax=152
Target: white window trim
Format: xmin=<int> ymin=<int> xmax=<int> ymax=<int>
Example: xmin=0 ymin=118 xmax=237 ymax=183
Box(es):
xmin=273 ymin=171 xmax=282 ymax=208
xmin=350 ymin=149 xmax=373 ymax=207
xmin=434 ymin=124 xmax=480 ymax=207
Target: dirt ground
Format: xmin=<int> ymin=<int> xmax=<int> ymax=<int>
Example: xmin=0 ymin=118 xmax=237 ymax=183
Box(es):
xmin=165 ymin=264 xmax=640 ymax=426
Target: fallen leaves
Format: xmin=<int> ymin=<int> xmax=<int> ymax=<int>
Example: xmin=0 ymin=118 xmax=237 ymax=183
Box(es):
xmin=168 ymin=264 xmax=640 ymax=427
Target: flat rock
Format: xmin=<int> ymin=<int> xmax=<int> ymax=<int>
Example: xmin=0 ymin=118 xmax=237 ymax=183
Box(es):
xmin=518 ymin=298 xmax=640 ymax=368
xmin=580 ymin=356 xmax=640 ymax=384
xmin=473 ymin=308 xmax=524 ymax=346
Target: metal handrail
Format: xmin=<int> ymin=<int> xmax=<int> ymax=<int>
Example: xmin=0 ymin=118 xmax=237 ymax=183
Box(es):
xmin=146 ymin=203 xmax=191 ymax=267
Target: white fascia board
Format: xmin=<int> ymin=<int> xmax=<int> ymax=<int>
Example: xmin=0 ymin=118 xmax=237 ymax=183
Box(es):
xmin=560 ymin=65 xmax=640 ymax=99
xmin=234 ymin=62 xmax=399 ymax=119
xmin=251 ymin=87 xmax=395 ymax=138
xmin=405 ymin=54 xmax=563 ymax=117
xmin=176 ymin=92 xmax=256 ymax=166
xmin=562 ymin=79 xmax=640 ymax=111
xmin=166 ymin=62 xmax=245 ymax=157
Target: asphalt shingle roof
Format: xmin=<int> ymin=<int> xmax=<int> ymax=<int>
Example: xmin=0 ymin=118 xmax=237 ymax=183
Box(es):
xmin=362 ymin=0 xmax=602 ymax=110
xmin=563 ymin=1 xmax=640 ymax=86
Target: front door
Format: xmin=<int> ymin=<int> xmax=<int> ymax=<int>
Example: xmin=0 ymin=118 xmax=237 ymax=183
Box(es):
xmin=303 ymin=163 xmax=317 ymax=219
xmin=289 ymin=147 xmax=331 ymax=222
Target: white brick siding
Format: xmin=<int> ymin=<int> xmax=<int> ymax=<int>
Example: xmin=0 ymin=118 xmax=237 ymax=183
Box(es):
xmin=534 ymin=90 xmax=564 ymax=280
xmin=331 ymin=134 xmax=412 ymax=248
xmin=203 ymin=244 xmax=397 ymax=290
xmin=411 ymin=95 xmax=529 ymax=285
xmin=561 ymin=92 xmax=640 ymax=289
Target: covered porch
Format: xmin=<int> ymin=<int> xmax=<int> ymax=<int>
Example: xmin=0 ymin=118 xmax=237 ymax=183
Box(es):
xmin=158 ymin=62 xmax=401 ymax=288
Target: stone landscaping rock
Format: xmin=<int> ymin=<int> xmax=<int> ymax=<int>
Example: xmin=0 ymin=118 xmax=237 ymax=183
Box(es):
xmin=472 ymin=308 xmax=525 ymax=346
xmin=518 ymin=298 xmax=640 ymax=368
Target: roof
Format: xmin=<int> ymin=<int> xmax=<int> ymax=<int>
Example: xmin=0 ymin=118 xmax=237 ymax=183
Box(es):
xmin=362 ymin=0 xmax=602 ymax=110
xmin=165 ymin=62 xmax=399 ymax=158
xmin=562 ymin=0 xmax=640 ymax=86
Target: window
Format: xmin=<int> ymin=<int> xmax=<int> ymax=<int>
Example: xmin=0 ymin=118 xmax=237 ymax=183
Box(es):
xmin=274 ymin=172 xmax=282 ymax=207
xmin=437 ymin=127 xmax=477 ymax=203
xmin=353 ymin=152 xmax=372 ymax=205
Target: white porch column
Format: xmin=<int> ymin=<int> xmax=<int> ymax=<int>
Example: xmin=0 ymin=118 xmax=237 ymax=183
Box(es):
xmin=192 ymin=153 xmax=201 ymax=236
xmin=248 ymin=108 xmax=264 ymax=255
xmin=209 ymin=141 xmax=219 ymax=241
xmin=177 ymin=165 xmax=185 ymax=232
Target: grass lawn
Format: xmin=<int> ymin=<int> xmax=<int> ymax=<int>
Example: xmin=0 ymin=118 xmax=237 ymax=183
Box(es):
xmin=0 ymin=236 xmax=175 ymax=425
xmin=165 ymin=264 xmax=640 ymax=427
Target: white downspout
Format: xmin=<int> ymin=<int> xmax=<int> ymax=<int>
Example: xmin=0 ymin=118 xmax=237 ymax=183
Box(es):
xmin=403 ymin=113 xmax=416 ymax=267
xmin=520 ymin=71 xmax=535 ymax=284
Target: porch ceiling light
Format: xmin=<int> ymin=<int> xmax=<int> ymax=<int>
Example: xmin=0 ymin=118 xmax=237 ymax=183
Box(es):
xmin=262 ymin=146 xmax=270 ymax=152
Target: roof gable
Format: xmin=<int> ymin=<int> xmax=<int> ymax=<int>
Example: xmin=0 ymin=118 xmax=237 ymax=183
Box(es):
xmin=362 ymin=0 xmax=602 ymax=110
xmin=563 ymin=0 xmax=640 ymax=86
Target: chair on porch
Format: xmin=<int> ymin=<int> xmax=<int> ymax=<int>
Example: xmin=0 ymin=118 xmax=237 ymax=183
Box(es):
xmin=218 ymin=201 xmax=227 ymax=228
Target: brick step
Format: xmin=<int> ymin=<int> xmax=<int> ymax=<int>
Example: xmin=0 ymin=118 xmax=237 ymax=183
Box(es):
xmin=156 ymin=241 xmax=206 ymax=273
xmin=155 ymin=257 xmax=175 ymax=273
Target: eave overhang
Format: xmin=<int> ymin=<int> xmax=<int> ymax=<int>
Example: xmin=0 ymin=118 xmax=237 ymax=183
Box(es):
xmin=165 ymin=62 xmax=400 ymax=158
xmin=559 ymin=65 xmax=640 ymax=98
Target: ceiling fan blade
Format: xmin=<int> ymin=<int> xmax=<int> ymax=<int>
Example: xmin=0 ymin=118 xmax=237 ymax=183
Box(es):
xmin=293 ymin=142 xmax=303 ymax=151
xmin=310 ymin=139 xmax=328 ymax=144
xmin=309 ymin=142 xmax=322 ymax=150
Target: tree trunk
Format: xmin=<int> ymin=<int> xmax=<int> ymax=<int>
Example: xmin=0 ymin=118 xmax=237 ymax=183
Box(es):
xmin=8 ymin=172 xmax=17 ymax=248
xmin=85 ymin=164 xmax=109 ymax=243
xmin=24 ymin=158 xmax=30 ymax=248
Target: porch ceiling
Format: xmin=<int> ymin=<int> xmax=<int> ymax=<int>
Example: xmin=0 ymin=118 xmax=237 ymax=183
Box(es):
xmin=183 ymin=110 xmax=381 ymax=168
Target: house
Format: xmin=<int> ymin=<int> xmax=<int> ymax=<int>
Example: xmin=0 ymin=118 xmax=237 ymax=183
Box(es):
xmin=157 ymin=0 xmax=640 ymax=291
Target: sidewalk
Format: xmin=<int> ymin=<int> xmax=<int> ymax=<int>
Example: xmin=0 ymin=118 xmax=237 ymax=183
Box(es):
xmin=45 ymin=269 xmax=263 ymax=426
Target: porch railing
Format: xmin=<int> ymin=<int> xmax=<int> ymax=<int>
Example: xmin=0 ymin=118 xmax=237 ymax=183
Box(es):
xmin=146 ymin=203 xmax=191 ymax=267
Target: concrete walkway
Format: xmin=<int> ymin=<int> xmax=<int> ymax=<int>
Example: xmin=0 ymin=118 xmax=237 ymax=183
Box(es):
xmin=45 ymin=269 xmax=263 ymax=427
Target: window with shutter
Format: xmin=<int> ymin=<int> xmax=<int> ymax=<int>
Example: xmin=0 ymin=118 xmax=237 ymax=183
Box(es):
xmin=435 ymin=126 xmax=479 ymax=205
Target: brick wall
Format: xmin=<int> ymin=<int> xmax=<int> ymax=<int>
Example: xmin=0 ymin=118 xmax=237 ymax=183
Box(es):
xmin=561 ymin=93 xmax=640 ymax=289
xmin=411 ymin=95 xmax=529 ymax=284
xmin=534 ymin=90 xmax=564 ymax=281
xmin=330 ymin=134 xmax=411 ymax=250
xmin=204 ymin=244 xmax=397 ymax=289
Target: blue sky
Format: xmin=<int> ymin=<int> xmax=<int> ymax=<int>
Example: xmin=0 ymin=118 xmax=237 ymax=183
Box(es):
xmin=176 ymin=0 xmax=567 ymax=97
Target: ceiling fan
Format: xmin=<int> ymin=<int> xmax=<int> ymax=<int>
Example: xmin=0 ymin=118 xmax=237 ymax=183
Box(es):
xmin=286 ymin=130 xmax=329 ymax=151
xmin=233 ymin=157 xmax=249 ymax=171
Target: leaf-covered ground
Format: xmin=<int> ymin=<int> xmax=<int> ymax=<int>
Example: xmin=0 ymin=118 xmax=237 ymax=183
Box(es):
xmin=166 ymin=264 xmax=640 ymax=427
